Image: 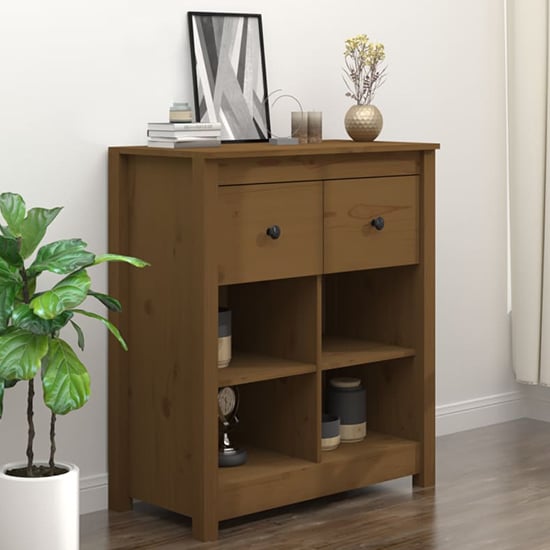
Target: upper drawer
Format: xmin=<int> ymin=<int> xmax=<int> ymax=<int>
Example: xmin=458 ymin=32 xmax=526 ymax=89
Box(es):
xmin=217 ymin=181 xmax=323 ymax=285
xmin=324 ymin=176 xmax=419 ymax=273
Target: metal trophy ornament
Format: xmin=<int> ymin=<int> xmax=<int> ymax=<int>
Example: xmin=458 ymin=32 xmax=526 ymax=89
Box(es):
xmin=218 ymin=386 xmax=247 ymax=467
xmin=266 ymin=88 xmax=303 ymax=145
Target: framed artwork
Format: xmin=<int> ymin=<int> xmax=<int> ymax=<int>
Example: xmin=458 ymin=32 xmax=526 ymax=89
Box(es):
xmin=188 ymin=12 xmax=271 ymax=142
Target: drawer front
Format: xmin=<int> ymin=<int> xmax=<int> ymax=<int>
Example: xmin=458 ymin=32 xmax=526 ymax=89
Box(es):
xmin=218 ymin=181 xmax=323 ymax=284
xmin=324 ymin=176 xmax=418 ymax=273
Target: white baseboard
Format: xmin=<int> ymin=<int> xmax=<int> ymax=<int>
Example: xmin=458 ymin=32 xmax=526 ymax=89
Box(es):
xmin=79 ymin=389 xmax=549 ymax=514
xmin=80 ymin=473 xmax=108 ymax=515
xmin=435 ymin=391 xmax=525 ymax=436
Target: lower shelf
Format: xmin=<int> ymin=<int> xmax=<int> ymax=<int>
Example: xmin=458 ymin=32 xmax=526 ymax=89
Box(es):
xmin=217 ymin=432 xmax=420 ymax=521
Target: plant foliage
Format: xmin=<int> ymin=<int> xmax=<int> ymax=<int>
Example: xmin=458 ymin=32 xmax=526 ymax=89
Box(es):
xmin=343 ymin=33 xmax=387 ymax=106
xmin=0 ymin=192 xmax=148 ymax=474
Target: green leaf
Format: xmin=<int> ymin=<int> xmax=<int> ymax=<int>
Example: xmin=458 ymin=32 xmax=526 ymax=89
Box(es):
xmin=0 ymin=193 xmax=26 ymax=235
xmin=0 ymin=236 xmax=23 ymax=267
xmin=11 ymin=303 xmax=73 ymax=335
xmin=88 ymin=290 xmax=122 ymax=312
xmin=30 ymin=270 xmax=91 ymax=320
xmin=0 ymin=225 xmax=15 ymax=238
xmin=70 ymin=320 xmax=85 ymax=351
xmin=0 ymin=281 xmax=20 ymax=331
xmin=19 ymin=206 xmax=63 ymax=259
xmin=94 ymin=253 xmax=150 ymax=268
xmin=0 ymin=328 xmax=48 ymax=380
xmin=28 ymin=239 xmax=95 ymax=277
xmin=0 ymin=256 xmax=20 ymax=285
xmin=11 ymin=303 xmax=50 ymax=334
xmin=42 ymin=338 xmax=90 ymax=415
xmin=0 ymin=260 xmax=22 ymax=330
xmin=72 ymin=308 xmax=128 ymax=351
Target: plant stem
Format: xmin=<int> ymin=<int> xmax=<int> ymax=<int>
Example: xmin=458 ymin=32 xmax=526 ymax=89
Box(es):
xmin=26 ymin=379 xmax=35 ymax=476
xmin=49 ymin=411 xmax=57 ymax=472
xmin=20 ymin=265 xmax=30 ymax=304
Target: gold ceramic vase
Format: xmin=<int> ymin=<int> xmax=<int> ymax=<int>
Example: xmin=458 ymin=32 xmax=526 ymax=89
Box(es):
xmin=344 ymin=104 xmax=383 ymax=141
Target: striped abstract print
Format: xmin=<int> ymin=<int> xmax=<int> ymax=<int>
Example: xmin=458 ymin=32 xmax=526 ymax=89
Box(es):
xmin=189 ymin=13 xmax=270 ymax=141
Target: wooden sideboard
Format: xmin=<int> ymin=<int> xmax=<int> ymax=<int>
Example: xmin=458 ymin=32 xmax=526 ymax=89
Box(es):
xmin=108 ymin=140 xmax=438 ymax=541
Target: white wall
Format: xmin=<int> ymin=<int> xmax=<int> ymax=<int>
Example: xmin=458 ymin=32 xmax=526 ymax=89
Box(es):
xmin=0 ymin=0 xmax=517 ymax=512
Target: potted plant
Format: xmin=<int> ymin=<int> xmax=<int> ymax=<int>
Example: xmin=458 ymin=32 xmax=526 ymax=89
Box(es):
xmin=342 ymin=33 xmax=387 ymax=141
xmin=0 ymin=192 xmax=148 ymax=550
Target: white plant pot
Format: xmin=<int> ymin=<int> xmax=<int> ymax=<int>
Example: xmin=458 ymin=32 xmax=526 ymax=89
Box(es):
xmin=0 ymin=461 xmax=79 ymax=550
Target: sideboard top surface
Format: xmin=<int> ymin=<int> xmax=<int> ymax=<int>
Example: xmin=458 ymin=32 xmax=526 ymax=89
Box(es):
xmin=109 ymin=140 xmax=440 ymax=160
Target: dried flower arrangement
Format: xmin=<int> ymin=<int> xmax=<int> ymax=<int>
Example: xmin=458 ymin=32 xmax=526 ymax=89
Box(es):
xmin=343 ymin=34 xmax=387 ymax=105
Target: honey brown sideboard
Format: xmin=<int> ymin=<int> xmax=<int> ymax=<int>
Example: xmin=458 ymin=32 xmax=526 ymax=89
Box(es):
xmin=108 ymin=140 xmax=438 ymax=541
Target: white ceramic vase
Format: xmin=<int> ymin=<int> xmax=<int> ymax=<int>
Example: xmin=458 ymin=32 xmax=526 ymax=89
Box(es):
xmin=0 ymin=461 xmax=79 ymax=550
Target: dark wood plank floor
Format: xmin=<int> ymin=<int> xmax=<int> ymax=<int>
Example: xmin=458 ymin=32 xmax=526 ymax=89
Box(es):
xmin=81 ymin=419 xmax=550 ymax=549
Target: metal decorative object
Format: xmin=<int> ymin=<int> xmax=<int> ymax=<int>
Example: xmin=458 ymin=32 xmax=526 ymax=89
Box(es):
xmin=344 ymin=104 xmax=383 ymax=142
xmin=265 ymin=89 xmax=302 ymax=145
xmin=218 ymin=386 xmax=247 ymax=467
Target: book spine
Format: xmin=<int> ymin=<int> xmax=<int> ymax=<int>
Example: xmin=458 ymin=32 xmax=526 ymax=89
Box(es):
xmin=147 ymin=131 xmax=221 ymax=138
xmin=147 ymin=122 xmax=222 ymax=130
xmin=178 ymin=122 xmax=220 ymax=129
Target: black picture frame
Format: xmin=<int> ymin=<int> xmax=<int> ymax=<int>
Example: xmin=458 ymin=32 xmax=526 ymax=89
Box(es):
xmin=188 ymin=12 xmax=271 ymax=143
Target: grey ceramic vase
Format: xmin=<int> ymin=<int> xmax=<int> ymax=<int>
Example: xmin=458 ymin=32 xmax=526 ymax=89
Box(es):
xmin=344 ymin=104 xmax=383 ymax=141
xmin=326 ymin=377 xmax=367 ymax=442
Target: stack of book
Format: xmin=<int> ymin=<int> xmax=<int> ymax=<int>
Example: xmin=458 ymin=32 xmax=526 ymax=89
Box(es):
xmin=147 ymin=122 xmax=222 ymax=148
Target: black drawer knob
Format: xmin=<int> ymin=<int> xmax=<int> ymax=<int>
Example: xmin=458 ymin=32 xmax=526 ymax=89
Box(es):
xmin=266 ymin=225 xmax=281 ymax=239
xmin=371 ymin=217 xmax=385 ymax=231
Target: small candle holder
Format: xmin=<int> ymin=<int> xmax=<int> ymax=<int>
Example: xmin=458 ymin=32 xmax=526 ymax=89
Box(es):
xmin=291 ymin=111 xmax=308 ymax=144
xmin=307 ymin=111 xmax=323 ymax=144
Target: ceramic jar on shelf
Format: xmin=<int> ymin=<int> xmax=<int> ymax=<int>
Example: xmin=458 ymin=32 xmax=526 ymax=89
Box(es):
xmin=326 ymin=377 xmax=367 ymax=442
xmin=344 ymin=104 xmax=383 ymax=142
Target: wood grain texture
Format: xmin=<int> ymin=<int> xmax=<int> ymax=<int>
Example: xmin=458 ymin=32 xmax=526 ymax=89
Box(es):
xmin=217 ymin=151 xmax=421 ymax=185
xmin=108 ymin=143 xmax=437 ymax=541
xmin=123 ymin=156 xmax=193 ymax=515
xmin=236 ymin=374 xmax=318 ymax=463
xmin=414 ymin=149 xmax=436 ymax=487
xmin=228 ymin=276 xmax=318 ymax=364
xmin=217 ymin=432 xmax=418 ymax=521
xmin=107 ymin=150 xmax=132 ymax=512
xmin=321 ymin=338 xmax=416 ymax=370
xmin=217 ymin=181 xmax=323 ymax=284
xmin=217 ymin=352 xmax=316 ymax=387
xmin=109 ymin=140 xmax=439 ymax=160
xmin=324 ymin=176 xmax=419 ymax=273
xmin=84 ymin=420 xmax=550 ymax=550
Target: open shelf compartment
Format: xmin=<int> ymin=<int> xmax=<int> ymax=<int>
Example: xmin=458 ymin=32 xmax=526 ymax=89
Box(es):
xmin=322 ymin=266 xmax=420 ymax=357
xmin=218 ymin=431 xmax=420 ymax=521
